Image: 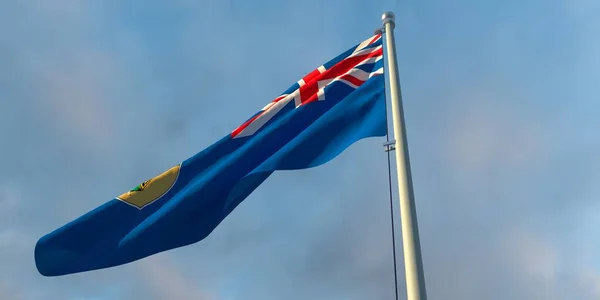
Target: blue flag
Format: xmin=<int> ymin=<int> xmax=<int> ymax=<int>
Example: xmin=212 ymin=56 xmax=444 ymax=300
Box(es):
xmin=35 ymin=33 xmax=387 ymax=276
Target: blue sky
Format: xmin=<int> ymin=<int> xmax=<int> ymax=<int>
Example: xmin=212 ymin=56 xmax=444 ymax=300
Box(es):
xmin=1 ymin=0 xmax=599 ymax=299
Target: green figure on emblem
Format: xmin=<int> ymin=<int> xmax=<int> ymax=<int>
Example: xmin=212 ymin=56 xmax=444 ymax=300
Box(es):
xmin=129 ymin=180 xmax=150 ymax=192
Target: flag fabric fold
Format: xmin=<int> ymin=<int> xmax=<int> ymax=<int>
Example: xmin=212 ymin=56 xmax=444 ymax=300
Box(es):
xmin=35 ymin=33 xmax=387 ymax=276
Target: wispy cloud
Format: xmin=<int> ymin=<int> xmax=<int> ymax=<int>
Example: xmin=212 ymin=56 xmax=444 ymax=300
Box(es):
xmin=0 ymin=282 xmax=24 ymax=300
xmin=0 ymin=185 xmax=19 ymax=216
xmin=442 ymin=95 xmax=548 ymax=173
xmin=127 ymin=256 xmax=216 ymax=300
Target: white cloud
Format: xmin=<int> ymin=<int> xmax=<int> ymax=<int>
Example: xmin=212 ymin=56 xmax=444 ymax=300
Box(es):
xmin=0 ymin=282 xmax=24 ymax=300
xmin=0 ymin=185 xmax=29 ymax=253
xmin=1 ymin=2 xmax=128 ymax=156
xmin=441 ymin=95 xmax=547 ymax=173
xmin=575 ymin=268 xmax=600 ymax=298
xmin=503 ymin=228 xmax=557 ymax=281
xmin=130 ymin=255 xmax=215 ymax=300
xmin=0 ymin=185 xmax=19 ymax=216
xmin=33 ymin=50 xmax=120 ymax=152
xmin=496 ymin=226 xmax=600 ymax=300
xmin=0 ymin=229 xmax=31 ymax=249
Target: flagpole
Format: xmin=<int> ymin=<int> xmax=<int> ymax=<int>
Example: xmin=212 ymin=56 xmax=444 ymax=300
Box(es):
xmin=380 ymin=11 xmax=428 ymax=300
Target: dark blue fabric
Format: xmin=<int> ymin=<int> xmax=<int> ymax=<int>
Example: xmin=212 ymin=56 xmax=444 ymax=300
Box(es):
xmin=34 ymin=58 xmax=386 ymax=277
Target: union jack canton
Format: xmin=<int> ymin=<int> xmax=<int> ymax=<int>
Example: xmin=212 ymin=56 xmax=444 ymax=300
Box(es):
xmin=232 ymin=33 xmax=384 ymax=138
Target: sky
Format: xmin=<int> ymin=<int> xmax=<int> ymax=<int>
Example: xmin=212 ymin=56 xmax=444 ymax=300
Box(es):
xmin=1 ymin=0 xmax=599 ymax=299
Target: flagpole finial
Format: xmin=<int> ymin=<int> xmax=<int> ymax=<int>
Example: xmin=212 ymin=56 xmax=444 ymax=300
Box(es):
xmin=382 ymin=11 xmax=395 ymax=28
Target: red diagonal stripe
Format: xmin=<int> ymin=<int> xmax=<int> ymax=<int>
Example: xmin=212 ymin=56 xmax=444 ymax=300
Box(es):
xmin=231 ymin=112 xmax=263 ymax=137
xmin=231 ymin=94 xmax=288 ymax=137
xmin=272 ymin=94 xmax=287 ymax=103
xmin=301 ymin=68 xmax=323 ymax=85
xmin=338 ymin=73 xmax=365 ymax=87
xmin=369 ymin=34 xmax=382 ymax=45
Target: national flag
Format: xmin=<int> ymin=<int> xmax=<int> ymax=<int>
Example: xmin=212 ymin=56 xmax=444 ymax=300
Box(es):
xmin=35 ymin=33 xmax=387 ymax=276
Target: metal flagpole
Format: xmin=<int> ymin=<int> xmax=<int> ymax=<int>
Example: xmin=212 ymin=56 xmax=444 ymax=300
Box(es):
xmin=379 ymin=11 xmax=428 ymax=300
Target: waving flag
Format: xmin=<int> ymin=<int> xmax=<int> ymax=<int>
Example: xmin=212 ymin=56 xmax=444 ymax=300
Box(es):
xmin=35 ymin=33 xmax=387 ymax=276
